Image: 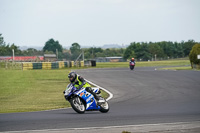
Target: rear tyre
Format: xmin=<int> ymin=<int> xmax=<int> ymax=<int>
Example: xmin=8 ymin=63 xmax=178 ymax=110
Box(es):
xmin=70 ymin=97 xmax=85 ymax=114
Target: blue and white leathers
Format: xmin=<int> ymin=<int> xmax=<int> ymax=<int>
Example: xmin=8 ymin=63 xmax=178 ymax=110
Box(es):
xmin=75 ymin=87 xmax=100 ymax=110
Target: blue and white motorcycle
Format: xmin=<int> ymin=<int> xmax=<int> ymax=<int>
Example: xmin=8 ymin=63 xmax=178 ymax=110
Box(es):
xmin=64 ymin=83 xmax=109 ymax=114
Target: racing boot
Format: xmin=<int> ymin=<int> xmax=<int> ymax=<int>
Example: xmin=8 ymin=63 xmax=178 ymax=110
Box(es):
xmin=86 ymin=87 xmax=105 ymax=104
xmin=97 ymin=97 xmax=106 ymax=104
xmin=90 ymin=91 xmax=105 ymax=104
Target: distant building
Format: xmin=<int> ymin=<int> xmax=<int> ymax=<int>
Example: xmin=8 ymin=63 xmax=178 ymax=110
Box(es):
xmin=44 ymin=54 xmax=57 ymax=62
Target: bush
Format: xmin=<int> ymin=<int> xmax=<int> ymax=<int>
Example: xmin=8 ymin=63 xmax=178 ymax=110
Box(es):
xmin=189 ymin=44 xmax=200 ymax=69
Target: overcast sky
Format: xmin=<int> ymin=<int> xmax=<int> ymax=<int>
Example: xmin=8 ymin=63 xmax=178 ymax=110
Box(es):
xmin=0 ymin=0 xmax=200 ymax=48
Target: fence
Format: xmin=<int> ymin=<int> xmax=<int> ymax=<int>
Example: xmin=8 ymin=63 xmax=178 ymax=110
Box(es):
xmin=0 ymin=62 xmax=22 ymax=70
xmin=22 ymin=61 xmax=89 ymax=70
xmin=22 ymin=61 xmax=69 ymax=70
xmin=0 ymin=60 xmax=94 ymax=70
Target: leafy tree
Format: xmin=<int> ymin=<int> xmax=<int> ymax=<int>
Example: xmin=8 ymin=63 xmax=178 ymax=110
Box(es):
xmin=44 ymin=50 xmax=54 ymax=54
xmin=123 ymin=42 xmax=151 ymax=61
xmin=167 ymin=42 xmax=175 ymax=58
xmin=10 ymin=43 xmax=22 ymax=55
xmin=83 ymin=47 xmax=125 ymax=60
xmin=189 ymin=44 xmax=200 ymax=68
xmin=175 ymin=42 xmax=184 ymax=58
xmin=123 ymin=42 xmax=136 ymax=60
xmin=43 ymin=38 xmax=63 ymax=59
xmin=0 ymin=34 xmax=6 ymax=55
xmin=183 ymin=40 xmax=195 ymax=56
xmin=0 ymin=34 xmax=21 ymax=56
xmin=95 ymin=52 xmax=105 ymax=57
xmin=70 ymin=43 xmax=81 ymax=54
xmin=0 ymin=34 xmax=4 ymax=45
xmin=21 ymin=48 xmax=43 ymax=56
xmin=43 ymin=38 xmax=63 ymax=53
xmin=63 ymin=49 xmax=72 ymax=60
xmin=27 ymin=48 xmax=39 ymax=56
xmin=70 ymin=43 xmax=81 ymax=60
xmin=138 ymin=43 xmax=151 ymax=61
xmin=149 ymin=43 xmax=164 ymax=58
xmin=123 ymin=48 xmax=134 ymax=60
xmin=83 ymin=47 xmax=103 ymax=59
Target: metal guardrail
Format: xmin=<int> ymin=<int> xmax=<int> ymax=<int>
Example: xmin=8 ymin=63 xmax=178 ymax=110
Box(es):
xmin=0 ymin=60 xmax=94 ymax=70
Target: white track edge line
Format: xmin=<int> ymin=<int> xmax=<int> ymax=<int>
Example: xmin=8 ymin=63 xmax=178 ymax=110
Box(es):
xmin=84 ymin=78 xmax=113 ymax=101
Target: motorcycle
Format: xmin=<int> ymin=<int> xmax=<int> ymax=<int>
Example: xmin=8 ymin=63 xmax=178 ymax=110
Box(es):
xmin=64 ymin=83 xmax=109 ymax=114
xmin=130 ymin=62 xmax=135 ymax=70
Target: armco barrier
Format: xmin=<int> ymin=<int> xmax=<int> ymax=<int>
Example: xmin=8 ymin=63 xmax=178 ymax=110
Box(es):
xmin=33 ymin=63 xmax=42 ymax=69
xmin=51 ymin=62 xmax=59 ymax=69
xmin=64 ymin=62 xmax=68 ymax=67
xmin=59 ymin=61 xmax=65 ymax=68
xmin=23 ymin=63 xmax=33 ymax=70
xmin=42 ymin=62 xmax=52 ymax=69
xmin=71 ymin=61 xmax=74 ymax=67
xmin=80 ymin=61 xmax=84 ymax=67
xmin=22 ymin=61 xmax=91 ymax=70
xmin=22 ymin=61 xmax=70 ymax=70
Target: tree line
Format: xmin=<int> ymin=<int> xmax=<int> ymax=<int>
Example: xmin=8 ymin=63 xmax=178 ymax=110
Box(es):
xmin=123 ymin=40 xmax=198 ymax=61
xmin=0 ymin=34 xmax=199 ymax=61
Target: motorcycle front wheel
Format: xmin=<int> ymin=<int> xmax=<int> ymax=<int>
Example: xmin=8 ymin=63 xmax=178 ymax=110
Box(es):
xmin=70 ymin=97 xmax=85 ymax=114
xmin=99 ymin=99 xmax=109 ymax=113
xmin=130 ymin=66 xmax=134 ymax=70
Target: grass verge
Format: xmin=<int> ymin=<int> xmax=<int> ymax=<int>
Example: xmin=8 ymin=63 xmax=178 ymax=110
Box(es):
xmin=159 ymin=66 xmax=194 ymax=70
xmin=0 ymin=69 xmax=69 ymax=113
xmin=96 ymin=59 xmax=190 ymax=68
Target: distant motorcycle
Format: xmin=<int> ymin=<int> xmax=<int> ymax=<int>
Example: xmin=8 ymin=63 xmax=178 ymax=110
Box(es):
xmin=130 ymin=62 xmax=135 ymax=70
xmin=64 ymin=83 xmax=109 ymax=114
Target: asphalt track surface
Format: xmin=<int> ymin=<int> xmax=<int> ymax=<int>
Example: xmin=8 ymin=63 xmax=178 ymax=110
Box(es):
xmin=0 ymin=67 xmax=200 ymax=132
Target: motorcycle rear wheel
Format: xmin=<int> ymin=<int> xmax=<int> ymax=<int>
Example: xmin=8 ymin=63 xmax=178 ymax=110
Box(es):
xmin=70 ymin=97 xmax=85 ymax=114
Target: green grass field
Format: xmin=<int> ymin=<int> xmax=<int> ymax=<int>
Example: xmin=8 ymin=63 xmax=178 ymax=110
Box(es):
xmin=96 ymin=59 xmax=190 ymax=68
xmin=159 ymin=66 xmax=191 ymax=70
xmin=0 ymin=69 xmax=69 ymax=113
xmin=0 ymin=59 xmax=192 ymax=113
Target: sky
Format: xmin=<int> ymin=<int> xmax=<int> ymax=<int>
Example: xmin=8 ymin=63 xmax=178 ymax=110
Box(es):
xmin=0 ymin=0 xmax=200 ymax=48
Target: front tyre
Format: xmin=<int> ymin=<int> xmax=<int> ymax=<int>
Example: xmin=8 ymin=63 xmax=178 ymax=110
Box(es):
xmin=99 ymin=100 xmax=109 ymax=113
xmin=130 ymin=65 xmax=134 ymax=70
xmin=70 ymin=97 xmax=85 ymax=114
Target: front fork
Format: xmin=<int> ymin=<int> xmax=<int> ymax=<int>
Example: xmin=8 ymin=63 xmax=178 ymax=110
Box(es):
xmin=75 ymin=97 xmax=82 ymax=105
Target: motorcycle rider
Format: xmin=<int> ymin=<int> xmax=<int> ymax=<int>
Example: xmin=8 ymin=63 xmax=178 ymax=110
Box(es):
xmin=130 ymin=58 xmax=136 ymax=64
xmin=67 ymin=72 xmax=105 ymax=103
